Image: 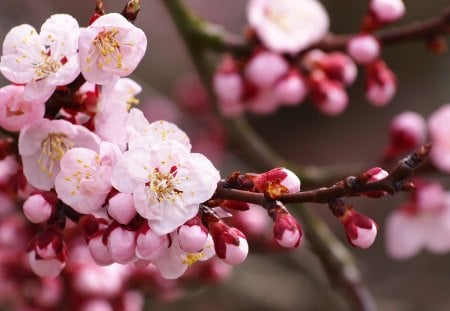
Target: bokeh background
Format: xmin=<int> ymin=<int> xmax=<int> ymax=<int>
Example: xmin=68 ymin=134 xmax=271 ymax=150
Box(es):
xmin=0 ymin=0 xmax=449 ymax=310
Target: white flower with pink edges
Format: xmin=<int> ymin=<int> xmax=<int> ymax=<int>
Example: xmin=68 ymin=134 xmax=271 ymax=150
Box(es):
xmin=247 ymin=0 xmax=329 ymax=54
xmin=112 ymin=140 xmax=220 ymax=235
xmin=0 ymin=14 xmax=80 ymax=102
xmin=78 ymin=13 xmax=147 ymax=84
xmin=18 ymin=119 xmax=100 ymax=190
xmin=55 ymin=142 xmax=121 ymax=214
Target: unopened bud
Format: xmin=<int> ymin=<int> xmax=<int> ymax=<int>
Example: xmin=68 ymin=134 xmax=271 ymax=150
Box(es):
xmin=135 ymin=224 xmax=169 ymax=261
xmin=362 ymin=167 xmax=389 ymax=198
xmin=370 ymin=0 xmax=405 ymax=24
xmin=316 ymin=52 xmax=357 ymax=86
xmin=107 ymin=192 xmax=136 ymax=225
xmin=274 ymin=69 xmax=308 ymax=105
xmin=245 ymin=51 xmax=289 ymax=88
xmin=178 ymin=217 xmax=209 ymax=253
xmin=310 ymin=73 xmax=348 ymax=116
xmin=269 ymin=204 xmax=303 ymax=248
xmin=347 ymin=34 xmax=380 ymax=65
xmin=107 ymin=224 xmax=137 ymax=264
xmin=208 ymin=220 xmax=248 ymax=265
xmin=365 ymin=60 xmax=397 ymax=106
xmin=23 ymin=192 xmax=57 ymax=224
xmin=252 ymin=167 xmax=301 ymax=198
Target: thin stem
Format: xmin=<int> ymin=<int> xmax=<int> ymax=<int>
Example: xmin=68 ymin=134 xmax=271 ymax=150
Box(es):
xmin=162 ymin=1 xmax=378 ymax=310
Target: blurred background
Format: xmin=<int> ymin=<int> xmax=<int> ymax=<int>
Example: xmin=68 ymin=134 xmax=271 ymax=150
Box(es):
xmin=0 ymin=0 xmax=449 ymax=310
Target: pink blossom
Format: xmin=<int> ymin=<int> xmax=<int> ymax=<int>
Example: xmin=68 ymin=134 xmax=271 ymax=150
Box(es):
xmin=0 ymin=155 xmax=19 ymax=185
xmin=125 ymin=108 xmax=192 ymax=152
xmin=428 ymin=104 xmax=450 ymax=172
xmin=112 ymin=141 xmax=220 ymax=235
xmin=232 ymin=203 xmax=270 ymax=238
xmin=0 ymin=14 xmax=80 ymax=102
xmin=252 ymin=167 xmax=301 ymax=196
xmin=107 ymin=225 xmax=137 ymax=264
xmin=370 ymin=0 xmax=405 ymax=24
xmin=0 ymin=85 xmax=45 ymax=132
xmin=78 ymin=13 xmax=147 ymax=84
xmin=94 ymin=78 xmax=142 ymax=148
xmin=347 ymin=34 xmax=380 ymax=65
xmin=28 ymin=250 xmax=66 ymax=278
xmin=152 ymin=233 xmax=215 ymax=279
xmin=55 ymin=142 xmax=121 ymax=214
xmin=247 ymin=0 xmax=329 ymax=54
xmin=88 ymin=235 xmax=114 ymax=266
xmin=365 ymin=60 xmax=397 ymax=106
xmin=385 ymin=182 xmax=450 ymax=259
xmin=246 ymin=89 xmax=280 ymax=115
xmin=18 ymin=118 xmax=100 ymax=190
xmin=81 ymin=299 xmax=113 ymax=311
xmin=343 ymin=212 xmax=378 ymax=249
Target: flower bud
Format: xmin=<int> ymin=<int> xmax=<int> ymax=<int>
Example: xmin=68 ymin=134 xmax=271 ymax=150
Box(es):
xmin=88 ymin=235 xmax=114 ymax=265
xmin=310 ymin=73 xmax=348 ymax=116
xmin=274 ymin=69 xmax=308 ymax=106
xmin=362 ymin=167 xmax=389 ymax=198
xmin=252 ymin=167 xmax=301 ymax=198
xmin=316 ymin=52 xmax=357 ymax=86
xmin=270 ymin=205 xmax=303 ymax=248
xmin=135 ymin=224 xmax=169 ymax=261
xmin=370 ymin=0 xmax=405 ymax=24
xmin=23 ymin=192 xmax=57 ymax=224
xmin=213 ymin=56 xmax=244 ymax=104
xmin=28 ymin=229 xmax=67 ymax=277
xmin=365 ymin=60 xmax=397 ymax=106
xmin=384 ymin=111 xmax=426 ymax=159
xmin=245 ymin=51 xmax=289 ymax=88
xmin=107 ymin=192 xmax=136 ymax=225
xmin=106 ymin=224 xmax=137 ymax=264
xmin=208 ymin=220 xmax=248 ymax=265
xmin=347 ymin=34 xmax=380 ymax=65
xmin=178 ymin=217 xmax=209 ymax=253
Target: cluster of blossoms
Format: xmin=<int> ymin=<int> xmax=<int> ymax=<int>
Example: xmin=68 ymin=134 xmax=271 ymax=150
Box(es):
xmin=213 ymin=0 xmax=403 ymax=117
xmin=0 ymin=10 xmax=319 ymax=304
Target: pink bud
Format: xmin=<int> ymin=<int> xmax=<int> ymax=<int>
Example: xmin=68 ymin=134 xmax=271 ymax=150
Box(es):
xmin=385 ymin=111 xmax=426 ymax=159
xmin=233 ymin=203 xmax=270 ymax=238
xmin=414 ymin=180 xmax=445 ymax=213
xmin=28 ymin=250 xmax=66 ymax=278
xmin=362 ymin=167 xmax=389 ymax=198
xmin=271 ymin=208 xmax=303 ymax=248
xmin=253 ymin=167 xmax=301 ymax=196
xmin=347 ymin=34 xmax=380 ymax=65
xmin=274 ymin=70 xmax=308 ymax=106
xmin=317 ymin=52 xmax=357 ymax=86
xmin=135 ymin=225 xmax=169 ymax=261
xmin=245 ymin=51 xmax=289 ymax=88
xmin=209 ymin=221 xmax=249 ymax=265
xmin=107 ymin=225 xmax=137 ymax=264
xmin=311 ymin=73 xmax=348 ymax=116
xmin=343 ymin=212 xmax=378 ymax=249
xmin=365 ymin=60 xmax=397 ymax=106
xmin=23 ymin=192 xmax=57 ymax=224
xmin=178 ymin=218 xmax=209 ymax=253
xmin=213 ymin=57 xmax=243 ymax=104
xmin=88 ymin=235 xmax=114 ymax=265
xmin=370 ymin=0 xmax=405 ymax=23
xmin=81 ymin=299 xmax=113 ymax=311
xmin=107 ymin=192 xmax=136 ymax=225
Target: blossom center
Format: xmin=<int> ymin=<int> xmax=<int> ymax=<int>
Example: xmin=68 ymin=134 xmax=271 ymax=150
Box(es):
xmin=38 ymin=133 xmax=74 ymax=176
xmin=34 ymin=54 xmax=61 ymax=79
xmin=147 ymin=167 xmax=182 ymax=204
xmin=92 ymin=29 xmax=123 ymax=69
xmin=182 ymin=252 xmax=204 ymax=266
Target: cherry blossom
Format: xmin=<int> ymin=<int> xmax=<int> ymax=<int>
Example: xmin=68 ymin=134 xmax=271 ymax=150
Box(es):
xmin=54 ymin=142 xmax=121 ymax=214
xmin=94 ymin=78 xmax=142 ymax=148
xmin=112 ymin=140 xmax=220 ymax=235
xmin=0 ymin=14 xmax=80 ymax=102
xmin=78 ymin=13 xmax=147 ymax=84
xmin=247 ymin=0 xmax=329 ymax=54
xmin=385 ymin=181 xmax=450 ymax=259
xmin=370 ymin=0 xmax=406 ymax=24
xmin=18 ymin=118 xmax=100 ymax=190
xmin=0 ymin=85 xmax=45 ymax=132
xmin=428 ymin=104 xmax=450 ymax=173
xmin=152 ymin=232 xmax=215 ymax=279
xmin=347 ymin=34 xmax=380 ymax=65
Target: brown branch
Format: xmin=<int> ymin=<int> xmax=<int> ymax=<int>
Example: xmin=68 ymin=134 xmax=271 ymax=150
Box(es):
xmin=196 ymin=6 xmax=450 ymax=54
xmin=211 ymin=144 xmax=430 ymax=206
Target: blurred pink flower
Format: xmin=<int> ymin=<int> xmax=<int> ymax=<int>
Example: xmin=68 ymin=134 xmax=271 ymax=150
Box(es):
xmin=247 ymin=0 xmax=329 ymax=54
xmin=347 ymin=34 xmax=380 ymax=65
xmin=428 ymin=104 xmax=450 ymax=173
